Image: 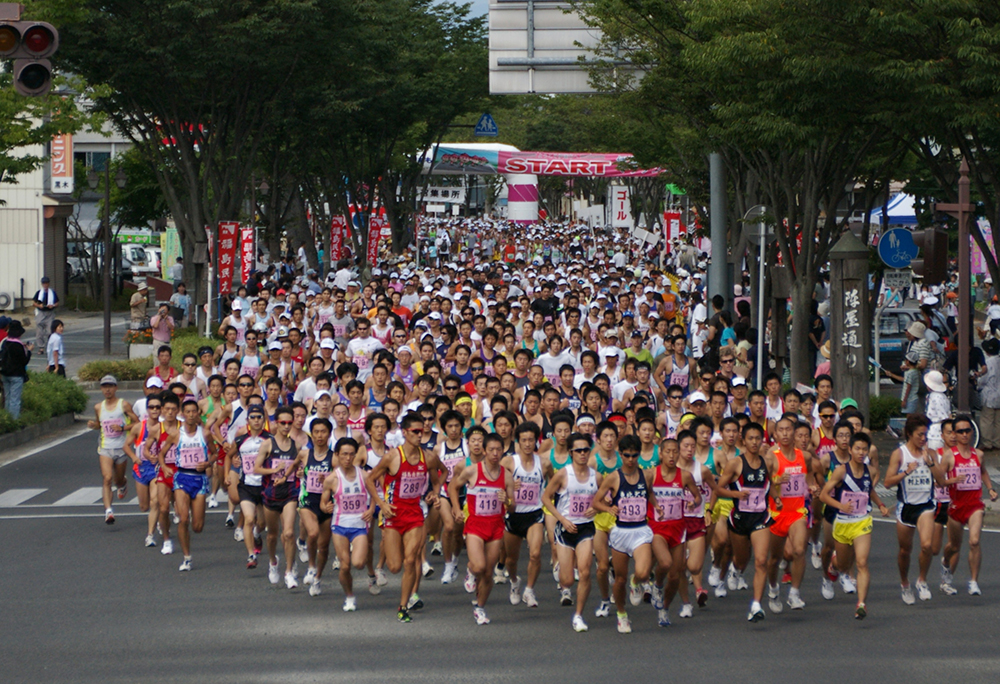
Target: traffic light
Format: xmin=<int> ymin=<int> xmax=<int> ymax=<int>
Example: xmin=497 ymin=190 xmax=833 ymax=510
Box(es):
xmin=910 ymin=228 xmax=949 ymax=285
xmin=0 ymin=18 xmax=59 ymax=97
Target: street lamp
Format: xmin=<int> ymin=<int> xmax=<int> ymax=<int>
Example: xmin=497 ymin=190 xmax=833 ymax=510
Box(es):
xmin=88 ymin=162 xmax=126 ymax=355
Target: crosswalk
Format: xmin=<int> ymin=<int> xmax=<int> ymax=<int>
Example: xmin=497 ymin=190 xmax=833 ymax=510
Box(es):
xmin=0 ymin=487 xmax=141 ymax=508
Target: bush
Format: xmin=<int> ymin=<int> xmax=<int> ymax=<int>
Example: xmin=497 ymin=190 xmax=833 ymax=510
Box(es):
xmin=78 ymin=359 xmax=153 ymax=382
xmin=68 ymin=290 xmax=133 ymax=312
xmin=0 ymin=371 xmax=88 ymax=435
xmin=869 ymin=395 xmax=901 ymax=431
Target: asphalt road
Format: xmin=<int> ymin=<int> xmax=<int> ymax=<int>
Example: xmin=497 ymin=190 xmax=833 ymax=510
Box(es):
xmin=2 ymin=430 xmax=1000 ymax=683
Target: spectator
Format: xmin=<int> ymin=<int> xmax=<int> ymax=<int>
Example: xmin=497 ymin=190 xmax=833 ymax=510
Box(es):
xmin=149 ymin=303 xmax=175 ymax=346
xmin=130 ymin=282 xmax=149 ymax=324
xmin=169 ymin=283 xmax=191 ymax=327
xmin=169 ymin=256 xmax=184 ymax=287
xmin=33 ymin=276 xmax=59 ymax=351
xmin=46 ymin=319 xmax=65 ymax=377
xmin=0 ymin=320 xmax=32 ymax=419
xmin=0 ymin=315 xmax=9 ymax=344
xmin=904 ymin=321 xmax=934 ymax=371
xmin=899 ymin=352 xmax=920 ymax=415
xmin=924 ymin=369 xmax=951 ymax=450
xmin=814 ymin=341 xmax=831 ymax=378
xmin=978 ymin=338 xmax=1000 ymax=455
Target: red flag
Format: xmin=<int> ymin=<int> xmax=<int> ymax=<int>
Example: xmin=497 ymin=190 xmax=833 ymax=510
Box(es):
xmin=239 ymin=226 xmax=254 ymax=285
xmin=217 ymin=221 xmax=239 ymax=294
xmin=367 ymin=217 xmax=384 ymax=266
xmin=331 ymin=215 xmax=347 ymax=261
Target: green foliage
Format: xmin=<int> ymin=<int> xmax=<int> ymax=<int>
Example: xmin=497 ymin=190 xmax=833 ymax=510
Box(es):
xmin=0 ymin=371 xmax=88 ymax=435
xmin=869 ymin=395 xmax=902 ymax=431
xmin=67 ymin=290 xmax=133 ymax=312
xmin=77 ymin=359 xmax=152 ymax=382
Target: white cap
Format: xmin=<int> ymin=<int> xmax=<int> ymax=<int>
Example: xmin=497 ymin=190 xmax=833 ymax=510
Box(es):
xmin=600 ymin=348 xmax=619 ymax=358
xmin=320 ymin=339 xmax=336 ymax=350
xmin=731 ymin=376 xmax=747 ymax=387
xmin=688 ymin=391 xmax=708 ymax=403
xmin=231 ymin=300 xmax=243 ymax=311
xmin=428 ymin=312 xmax=442 ymax=321
xmin=315 ymin=389 xmax=332 ymax=400
xmin=267 ymin=341 xmax=282 ymax=351
xmin=146 ymin=377 xmax=164 ymax=389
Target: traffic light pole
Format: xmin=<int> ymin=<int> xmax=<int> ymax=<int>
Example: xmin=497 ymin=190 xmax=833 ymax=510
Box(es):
xmin=934 ymin=158 xmax=974 ymax=413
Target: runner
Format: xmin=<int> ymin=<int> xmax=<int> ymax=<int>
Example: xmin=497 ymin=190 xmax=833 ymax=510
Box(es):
xmin=226 ymin=405 xmax=269 ymax=568
xmin=152 ymin=394 xmax=181 ymax=555
xmin=815 ymin=420 xmax=855 ymax=600
xmin=86 ymin=375 xmax=139 ymax=524
xmin=819 ymin=431 xmax=890 ymax=619
xmin=932 ymin=419 xmax=958 ymax=594
xmin=254 ymin=406 xmax=302 ymax=588
xmin=298 ymin=417 xmax=336 ymax=595
xmin=543 ymin=431 xmax=601 ymax=632
xmin=449 ymin=433 xmax=515 ymax=625
xmin=122 ymin=395 xmax=162 ymax=547
xmin=676 ymin=426 xmax=716 ymax=616
xmin=708 ymin=417 xmax=740 ymax=597
xmin=432 ymin=410 xmax=467 ymax=584
xmin=942 ymin=414 xmax=999 ymax=596
xmin=589 ymin=420 xmax=622 ymax=618
xmin=501 ymin=421 xmax=550 ymax=608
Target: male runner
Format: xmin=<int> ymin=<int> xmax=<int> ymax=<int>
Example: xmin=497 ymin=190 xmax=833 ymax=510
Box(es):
xmin=87 ymin=375 xmax=138 ymax=524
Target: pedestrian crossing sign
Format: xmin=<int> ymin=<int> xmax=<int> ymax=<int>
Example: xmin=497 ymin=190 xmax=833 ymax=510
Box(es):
xmin=474 ymin=113 xmax=498 ymax=137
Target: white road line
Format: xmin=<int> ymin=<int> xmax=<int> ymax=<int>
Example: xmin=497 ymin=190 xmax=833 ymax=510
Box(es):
xmin=0 ymin=488 xmax=47 ymax=507
xmin=0 ymin=509 xmax=231 ymax=521
xmin=0 ymin=425 xmax=91 ymax=469
xmin=51 ymin=487 xmax=104 ymax=506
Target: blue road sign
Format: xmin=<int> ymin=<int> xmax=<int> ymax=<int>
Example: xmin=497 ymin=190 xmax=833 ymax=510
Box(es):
xmin=877 ymin=228 xmax=919 ymax=269
xmin=474 ymin=113 xmax=498 ymax=137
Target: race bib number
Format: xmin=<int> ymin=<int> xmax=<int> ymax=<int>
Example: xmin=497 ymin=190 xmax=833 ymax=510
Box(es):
xmin=178 ymin=446 xmax=204 ymax=469
xmin=617 ymin=496 xmax=647 ymax=523
xmin=513 ymin=482 xmax=540 ymax=507
xmin=841 ymin=490 xmax=869 ymax=516
xmin=272 ymin=458 xmax=293 ymax=479
xmin=906 ymin=467 xmax=932 ymax=492
xmin=655 ymin=488 xmax=683 ymax=521
xmin=474 ymin=489 xmax=503 ymax=516
xmin=333 ymin=325 xmax=346 ymax=338
xmin=243 ymin=365 xmax=260 ymax=380
xmin=398 ymin=472 xmax=426 ymax=499
xmin=443 ymin=457 xmax=463 ymax=481
xmin=340 ymin=492 xmax=367 ymax=513
xmin=240 ymin=451 xmax=257 ymax=475
xmin=305 ymin=469 xmax=327 ymax=494
xmin=102 ymin=418 xmax=124 ymax=438
xmin=742 ymin=487 xmax=767 ymax=513
xmin=956 ymin=465 xmax=982 ymax=492
xmin=354 ymin=355 xmax=370 ymax=370
xmin=781 ymin=473 xmax=807 ymax=498
xmin=568 ymin=493 xmax=592 ymax=518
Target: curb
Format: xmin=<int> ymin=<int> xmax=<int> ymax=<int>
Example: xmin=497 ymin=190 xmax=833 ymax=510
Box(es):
xmin=74 ymin=380 xmax=147 ymax=391
xmin=0 ymin=413 xmax=81 ymax=454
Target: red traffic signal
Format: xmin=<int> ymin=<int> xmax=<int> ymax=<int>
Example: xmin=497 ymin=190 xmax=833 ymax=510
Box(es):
xmin=0 ymin=19 xmax=59 ymax=97
xmin=910 ymin=228 xmax=949 ymax=285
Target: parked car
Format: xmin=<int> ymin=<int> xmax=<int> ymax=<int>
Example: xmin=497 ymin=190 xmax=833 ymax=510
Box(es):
xmin=875 ymin=304 xmax=951 ymax=374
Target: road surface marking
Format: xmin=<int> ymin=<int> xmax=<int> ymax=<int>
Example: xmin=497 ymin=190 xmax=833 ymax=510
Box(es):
xmin=0 ymin=489 xmax=47 ymax=507
xmin=51 ymin=487 xmax=104 ymax=506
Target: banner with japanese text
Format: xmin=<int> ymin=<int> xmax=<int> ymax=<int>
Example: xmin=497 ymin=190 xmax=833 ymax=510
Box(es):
xmin=239 ymin=226 xmax=255 ymax=285
xmin=331 ymin=215 xmax=347 ymax=261
xmin=367 ymin=217 xmax=385 ymax=266
xmin=663 ymin=210 xmax=683 ymax=246
xmin=50 ymin=134 xmax=73 ymax=194
xmin=217 ymin=221 xmax=239 ymax=294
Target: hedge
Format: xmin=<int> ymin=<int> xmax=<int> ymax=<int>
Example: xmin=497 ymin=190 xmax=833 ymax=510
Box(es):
xmin=78 ymin=330 xmax=222 ymax=382
xmin=869 ymin=395 xmax=902 ymax=431
xmin=0 ymin=371 xmax=89 ymax=435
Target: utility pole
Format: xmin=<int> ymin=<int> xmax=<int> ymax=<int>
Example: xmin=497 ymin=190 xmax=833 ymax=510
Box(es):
xmin=709 ymin=153 xmax=728 ymax=306
xmin=88 ymin=165 xmax=126 ymax=355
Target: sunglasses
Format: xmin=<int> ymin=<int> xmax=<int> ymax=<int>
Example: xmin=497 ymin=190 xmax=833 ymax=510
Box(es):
xmin=720 ymin=358 xmax=735 ymax=363
xmin=277 ymin=420 xmax=293 ymax=426
xmin=820 ymin=413 xmax=836 ymax=419
xmin=147 ymin=404 xmax=162 ymax=410
xmin=669 ymin=394 xmax=683 ymax=400
xmin=956 ymin=428 xmax=973 ymax=434
xmin=406 ymin=428 xmax=424 ymax=434
xmin=183 ymin=362 xmax=196 ymax=367
xmin=621 ymin=452 xmax=640 ymax=459
xmin=445 ymin=385 xmax=459 ymax=391
xmin=571 ymin=446 xmax=591 ymax=453
xmin=239 ymin=383 xmax=254 ymax=388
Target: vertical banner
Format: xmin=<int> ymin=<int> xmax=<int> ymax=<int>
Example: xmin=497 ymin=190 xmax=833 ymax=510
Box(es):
xmin=239 ymin=225 xmax=255 ymax=285
xmin=331 ymin=215 xmax=347 ymax=261
xmin=973 ymin=219 xmax=994 ymax=275
xmin=610 ymin=186 xmax=632 ymax=228
xmin=217 ymin=221 xmax=239 ymax=294
xmin=161 ymin=227 xmax=181 ymax=279
xmin=662 ymin=210 xmax=683 ymax=247
xmin=50 ymin=133 xmax=74 ymax=194
xmin=367 ymin=217 xmax=384 ymax=266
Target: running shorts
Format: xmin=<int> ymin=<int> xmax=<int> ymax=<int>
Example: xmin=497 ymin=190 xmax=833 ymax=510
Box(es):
xmin=238 ymin=483 xmax=263 ymax=505
xmin=593 ymin=510 xmax=616 ymax=533
xmin=896 ymin=501 xmax=935 ymax=528
xmin=300 ymin=499 xmax=332 ymax=525
xmin=505 ymin=509 xmax=544 ymax=538
xmin=948 ymin=499 xmax=985 ymax=527
xmin=155 ymin=467 xmax=175 ymax=489
xmin=833 ymin=516 xmax=873 ymax=545
xmin=99 ymin=448 xmax=129 ymax=464
xmin=934 ymin=501 xmax=950 ymax=526
xmin=609 ymin=525 xmax=653 ymax=556
xmin=554 ymin=521 xmax=596 ymax=548
xmin=711 ymin=498 xmax=734 ymax=525
xmin=728 ymin=509 xmax=772 ymax=537
xmin=383 ymin=507 xmax=425 ymax=535
xmin=331 ymin=525 xmax=367 ymax=542
xmin=769 ymin=506 xmax=808 ymax=537
xmin=684 ymin=515 xmax=707 ymax=540
xmin=650 ymin=519 xmax=686 ymax=548
xmin=173 ymin=471 xmax=210 ymax=499
xmin=465 ymin=515 xmax=505 ymax=543
xmin=263 ymin=495 xmax=298 ymax=513
xmin=133 ymin=460 xmax=157 ymax=486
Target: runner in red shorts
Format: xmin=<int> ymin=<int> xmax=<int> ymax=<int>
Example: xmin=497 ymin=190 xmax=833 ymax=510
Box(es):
xmin=365 ymin=412 xmax=444 ymax=622
xmin=764 ymin=415 xmax=818 ymax=613
xmin=647 ymin=436 xmax=701 ymax=626
xmin=943 ymin=415 xmax=998 ymax=596
xmin=449 ymin=433 xmax=514 ymax=625
xmin=676 ymin=427 xmax=716 ymax=616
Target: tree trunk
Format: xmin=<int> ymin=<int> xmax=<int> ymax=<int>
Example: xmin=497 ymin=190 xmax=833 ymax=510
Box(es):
xmin=788 ymin=277 xmax=815 ymax=386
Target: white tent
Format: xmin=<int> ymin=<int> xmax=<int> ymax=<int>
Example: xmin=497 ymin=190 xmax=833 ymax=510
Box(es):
xmin=869 ymin=194 xmax=917 ymax=226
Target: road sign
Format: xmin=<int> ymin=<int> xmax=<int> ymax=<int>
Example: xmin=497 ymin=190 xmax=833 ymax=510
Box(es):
xmin=474 ymin=113 xmax=498 ymax=137
xmin=883 ymin=269 xmax=913 ymax=290
xmin=877 ymin=227 xmax=919 ymax=269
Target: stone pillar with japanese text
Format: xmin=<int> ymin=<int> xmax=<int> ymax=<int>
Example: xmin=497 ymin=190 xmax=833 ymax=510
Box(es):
xmin=829 ymin=231 xmax=871 ymax=419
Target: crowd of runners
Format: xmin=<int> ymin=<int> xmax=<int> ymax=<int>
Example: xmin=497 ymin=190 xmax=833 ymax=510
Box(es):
xmin=85 ymin=218 xmax=996 ymax=630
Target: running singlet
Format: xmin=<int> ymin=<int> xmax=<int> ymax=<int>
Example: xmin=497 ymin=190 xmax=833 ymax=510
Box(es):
xmin=936 ymin=447 xmax=958 ymax=503
xmin=383 ymin=447 xmax=429 ymax=510
xmin=262 ymin=436 xmax=299 ymax=500
xmin=612 ymin=468 xmax=649 ymax=528
xmin=950 ymin=448 xmax=983 ymax=506
xmin=240 ymin=350 xmax=262 ymax=379
xmin=556 ymin=467 xmax=598 ymax=525
xmin=439 ymin=440 xmax=468 ymax=491
xmin=135 ymin=420 xmax=159 ymax=466
xmin=299 ymin=445 xmax=334 ymax=507
xmin=733 ymin=453 xmax=769 ymax=514
xmin=650 ymin=466 xmax=685 ymax=522
xmin=466 ymin=462 xmax=506 ymax=520
xmin=835 ymin=463 xmax=872 ymax=523
xmin=176 ymin=426 xmax=210 ymax=474
xmin=332 ymin=466 xmax=370 ymax=528
xmin=511 ymin=453 xmax=543 ymax=513
xmin=683 ymin=462 xmax=710 ymax=518
xmin=772 ymin=447 xmax=808 ymax=510
xmin=236 ymin=431 xmax=268 ymax=486
xmin=366 ymin=389 xmax=385 ymax=412
xmin=99 ymin=399 xmax=127 ymax=451
xmin=816 ymin=429 xmax=836 ymax=461
xmin=897 ymin=445 xmax=933 ymax=506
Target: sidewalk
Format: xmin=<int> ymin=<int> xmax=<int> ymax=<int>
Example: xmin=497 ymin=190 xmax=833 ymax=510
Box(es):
xmin=21 ymin=310 xmax=129 ymax=379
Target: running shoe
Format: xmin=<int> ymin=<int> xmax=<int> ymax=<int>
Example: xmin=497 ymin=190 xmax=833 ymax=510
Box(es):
xmin=840 ymin=574 xmax=857 ymax=594
xmin=422 ymin=560 xmax=435 ymax=578
xmin=178 ymin=558 xmax=191 ymax=572
xmin=225 ymin=514 xmax=235 ymax=528
xmin=594 ymin=600 xmax=611 ymax=617
xmin=678 ymin=603 xmax=693 ymax=618
xmin=493 ymin=565 xmax=508 ymax=585
xmin=105 ymin=510 xmax=115 ymax=525
xmin=657 ymin=609 xmax=671 ymax=627
xmin=560 ymin=588 xmax=573 ymax=606
xmin=332 ymin=558 xmax=341 ymax=571
xmin=285 ymin=572 xmax=298 ymax=589
xmin=144 ymin=534 xmax=156 ymax=548
xmin=310 ymin=579 xmax=322 ymax=597
xmin=397 ymin=608 xmax=412 ymax=623
xmin=509 ymin=577 xmax=523 ymax=606
xmin=247 ymin=554 xmax=258 ymax=570
xmin=940 ymin=581 xmax=958 ymax=596
xmin=343 ymin=596 xmax=357 ymax=612
xmin=375 ymin=568 xmax=388 ymax=586
xmin=651 ymin=584 xmax=664 ymax=610
xmin=207 ymin=494 xmax=218 ymax=509
xmin=642 ymin=582 xmax=652 ymax=603
xmin=296 ymin=539 xmax=308 ymax=564
xmin=900 ymin=584 xmax=915 ymax=605
xmin=821 ymin=577 xmax=835 ymax=600
xmin=441 ymin=564 xmax=457 ymax=585
xmin=523 ymin=587 xmax=538 ymax=607
xmin=748 ymin=602 xmax=765 ymax=622
xmin=737 ymin=576 xmax=749 ymax=591
xmin=268 ymin=562 xmax=280 ymax=585
xmin=253 ymin=537 xmax=263 ymax=555
xmin=464 ymin=571 xmax=477 ymax=594
xmin=303 ymin=568 xmax=317 ymax=586
xmin=726 ymin=566 xmax=739 ymax=592
xmin=714 ymin=582 xmax=728 ymax=598
xmin=767 ymin=584 xmax=783 ymax=614
xmin=234 ymin=527 xmax=244 ymax=542
xmin=916 ymin=580 xmax=932 ymax=601
xmin=628 ymin=577 xmax=642 ymax=606
xmin=172 ymin=512 xmax=179 ymax=525
xmin=781 ymin=571 xmax=792 ymax=585
xmin=855 ymin=602 xmax=867 ymax=620
xmin=161 ymin=539 xmax=173 ymax=555
xmin=617 ymin=614 xmax=632 ymax=634
xmin=969 ymin=580 xmax=982 ymax=596
xmin=941 ymin=561 xmax=954 ymax=586
xmin=552 ymin=561 xmax=560 ymax=583
xmin=431 ymin=541 xmax=443 ymax=556
xmin=117 ymin=483 xmax=127 ymax=500
xmin=708 ymin=565 xmax=721 ymax=587
xmin=696 ymin=588 xmax=708 ymax=607
xmin=474 ymin=606 xmax=490 ymax=625
xmin=810 ymin=542 xmax=822 ymax=570
xmin=407 ymin=593 xmax=424 ymax=610
xmin=368 ymin=575 xmax=381 ymax=595
xmin=787 ymin=591 xmax=805 ymax=610
xmin=572 ymin=615 xmax=589 ymax=632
